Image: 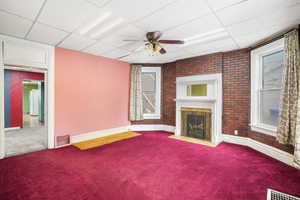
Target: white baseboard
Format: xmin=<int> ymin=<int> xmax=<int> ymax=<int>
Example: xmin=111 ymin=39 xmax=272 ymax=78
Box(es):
xmin=129 ymin=124 xmax=175 ymax=133
xmin=222 ymin=134 xmax=294 ymax=167
xmin=4 ymin=127 xmax=21 ymax=131
xmin=70 ymin=125 xmax=175 ymax=144
xmin=70 ymin=126 xmax=130 ymax=144
xmin=69 ymin=125 xmax=293 ymax=167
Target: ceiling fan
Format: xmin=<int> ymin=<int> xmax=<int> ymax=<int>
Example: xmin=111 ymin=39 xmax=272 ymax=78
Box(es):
xmin=118 ymin=31 xmax=185 ymax=59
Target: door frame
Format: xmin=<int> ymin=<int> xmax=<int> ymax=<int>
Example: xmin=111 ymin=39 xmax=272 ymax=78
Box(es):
xmin=0 ymin=37 xmax=55 ymax=159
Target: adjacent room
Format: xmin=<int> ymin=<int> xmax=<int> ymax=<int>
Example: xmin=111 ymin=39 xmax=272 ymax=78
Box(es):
xmin=0 ymin=0 xmax=300 ymax=200
xmin=4 ymin=68 xmax=47 ymax=157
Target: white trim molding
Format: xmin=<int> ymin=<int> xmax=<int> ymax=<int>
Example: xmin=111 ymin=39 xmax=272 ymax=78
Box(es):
xmin=129 ymin=125 xmax=175 ymax=133
xmin=4 ymin=127 xmax=21 ymax=131
xmin=222 ymin=134 xmax=294 ymax=167
xmin=70 ymin=126 xmax=130 ymax=144
xmin=250 ymin=38 xmax=284 ymax=136
xmin=0 ymin=34 xmax=55 ymax=159
xmin=70 ymin=125 xmax=175 ymax=144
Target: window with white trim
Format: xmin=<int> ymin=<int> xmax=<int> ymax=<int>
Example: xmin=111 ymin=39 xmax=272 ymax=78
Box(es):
xmin=250 ymin=39 xmax=284 ymax=136
xmin=141 ymin=67 xmax=161 ymax=119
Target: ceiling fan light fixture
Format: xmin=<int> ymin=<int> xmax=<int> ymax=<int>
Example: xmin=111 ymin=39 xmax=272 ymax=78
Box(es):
xmin=153 ymin=43 xmax=162 ymax=52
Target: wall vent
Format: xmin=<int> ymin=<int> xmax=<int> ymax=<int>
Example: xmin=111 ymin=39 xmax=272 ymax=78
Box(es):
xmin=56 ymin=135 xmax=70 ymax=147
xmin=267 ymin=189 xmax=300 ymax=200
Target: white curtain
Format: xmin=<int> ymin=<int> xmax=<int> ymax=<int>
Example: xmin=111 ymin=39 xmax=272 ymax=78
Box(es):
xmin=129 ymin=65 xmax=144 ymax=121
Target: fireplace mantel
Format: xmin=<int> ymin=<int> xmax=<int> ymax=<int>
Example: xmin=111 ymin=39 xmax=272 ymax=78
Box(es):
xmin=175 ymin=73 xmax=222 ymax=145
xmin=174 ymin=98 xmax=216 ymax=103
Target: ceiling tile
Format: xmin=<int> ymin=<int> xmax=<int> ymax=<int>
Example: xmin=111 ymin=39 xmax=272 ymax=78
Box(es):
xmin=100 ymin=48 xmax=131 ymax=59
xmin=226 ymin=18 xmax=292 ymax=48
xmin=0 ymin=0 xmax=45 ymax=20
xmin=134 ymin=0 xmax=211 ymax=31
xmin=259 ymin=3 xmax=300 ymax=30
xmin=27 ymin=23 xmax=69 ymax=45
xmin=232 ymin=25 xmax=287 ymax=48
xmin=119 ymin=42 xmax=145 ymax=52
xmin=97 ymin=24 xmax=146 ymax=48
xmin=163 ymin=13 xmax=223 ymax=39
xmin=187 ymin=38 xmax=238 ymax=55
xmin=215 ymin=0 xmax=299 ymax=26
xmin=206 ymin=0 xmax=247 ymax=11
xmin=227 ymin=18 xmax=262 ymax=39
xmin=59 ymin=34 xmax=96 ymax=51
xmin=38 ymin=0 xmax=101 ymax=32
xmin=82 ymin=41 xmax=118 ymax=55
xmin=103 ymin=0 xmax=176 ymax=22
xmin=85 ymin=0 xmax=111 ymax=7
xmin=0 ymin=11 xmax=33 ymax=38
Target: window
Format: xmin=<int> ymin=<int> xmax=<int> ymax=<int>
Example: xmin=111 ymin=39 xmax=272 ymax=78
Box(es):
xmin=251 ymin=39 xmax=284 ymax=136
xmin=187 ymin=84 xmax=207 ymax=96
xmin=141 ymin=67 xmax=161 ymax=119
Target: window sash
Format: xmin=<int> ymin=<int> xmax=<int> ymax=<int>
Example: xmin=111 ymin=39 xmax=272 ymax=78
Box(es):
xmin=141 ymin=67 xmax=161 ymax=119
xmin=250 ymin=38 xmax=284 ymax=136
xmin=258 ymin=88 xmax=281 ymax=128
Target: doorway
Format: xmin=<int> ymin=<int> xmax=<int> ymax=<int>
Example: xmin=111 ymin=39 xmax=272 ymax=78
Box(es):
xmin=22 ymin=80 xmax=45 ymax=128
xmin=4 ymin=68 xmax=47 ymax=157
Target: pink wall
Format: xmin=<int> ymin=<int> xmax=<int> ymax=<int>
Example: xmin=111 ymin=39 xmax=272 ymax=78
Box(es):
xmin=55 ymin=47 xmax=131 ymax=137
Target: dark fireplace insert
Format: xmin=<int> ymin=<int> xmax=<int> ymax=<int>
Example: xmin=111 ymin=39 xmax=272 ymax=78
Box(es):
xmin=181 ymin=108 xmax=212 ymax=141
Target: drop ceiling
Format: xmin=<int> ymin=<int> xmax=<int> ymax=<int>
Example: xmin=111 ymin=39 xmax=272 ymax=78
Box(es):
xmin=0 ymin=0 xmax=299 ymax=63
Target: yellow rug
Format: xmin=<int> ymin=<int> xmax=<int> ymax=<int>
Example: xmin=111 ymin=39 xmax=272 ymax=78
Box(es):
xmin=73 ymin=131 xmax=141 ymax=150
xmin=168 ymin=135 xmax=217 ymax=147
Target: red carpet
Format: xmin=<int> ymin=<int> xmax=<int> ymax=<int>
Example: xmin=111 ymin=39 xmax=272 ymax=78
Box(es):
xmin=1 ymin=131 xmax=300 ymax=200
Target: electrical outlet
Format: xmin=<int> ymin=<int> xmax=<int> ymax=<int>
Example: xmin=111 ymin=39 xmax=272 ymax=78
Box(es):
xmin=234 ymin=130 xmax=238 ymax=135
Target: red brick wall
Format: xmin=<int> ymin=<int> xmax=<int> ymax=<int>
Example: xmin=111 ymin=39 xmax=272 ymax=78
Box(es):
xmin=176 ymin=53 xmax=223 ymax=77
xmin=132 ymin=50 xmax=293 ymax=153
xmin=222 ymin=49 xmax=250 ymax=137
xmin=162 ymin=62 xmax=176 ymax=126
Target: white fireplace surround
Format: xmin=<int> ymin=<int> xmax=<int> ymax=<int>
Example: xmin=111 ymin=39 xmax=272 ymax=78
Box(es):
xmin=175 ymin=73 xmax=223 ymax=145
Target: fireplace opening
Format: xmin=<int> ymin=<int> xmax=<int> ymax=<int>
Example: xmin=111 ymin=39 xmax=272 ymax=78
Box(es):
xmin=181 ymin=108 xmax=212 ymax=141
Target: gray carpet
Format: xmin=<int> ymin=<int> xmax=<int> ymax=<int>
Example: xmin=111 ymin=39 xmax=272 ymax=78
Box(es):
xmin=5 ymin=127 xmax=47 ymax=157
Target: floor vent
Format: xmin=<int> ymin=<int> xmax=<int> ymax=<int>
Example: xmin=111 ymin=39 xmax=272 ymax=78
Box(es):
xmin=267 ymin=189 xmax=300 ymax=200
xmin=56 ymin=135 xmax=70 ymax=147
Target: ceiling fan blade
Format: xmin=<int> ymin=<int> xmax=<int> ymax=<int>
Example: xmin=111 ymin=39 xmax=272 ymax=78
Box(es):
xmin=159 ymin=48 xmax=167 ymax=54
xmin=123 ymin=39 xmax=144 ymax=42
xmin=158 ymin=40 xmax=185 ymax=44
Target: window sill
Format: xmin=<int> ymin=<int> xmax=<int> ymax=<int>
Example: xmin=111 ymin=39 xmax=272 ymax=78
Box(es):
xmin=250 ymin=124 xmax=277 ymax=137
xmin=143 ymin=114 xmax=161 ymax=120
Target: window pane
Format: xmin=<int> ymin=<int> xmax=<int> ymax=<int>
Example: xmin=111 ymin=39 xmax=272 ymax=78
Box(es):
xmin=262 ymin=50 xmax=284 ymax=89
xmin=260 ymin=90 xmax=281 ymax=127
xmin=143 ymin=92 xmax=156 ymax=114
xmin=141 ymin=72 xmax=156 ymax=92
xmin=187 ymin=84 xmax=207 ymax=96
xmin=141 ymin=72 xmax=156 ymax=114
